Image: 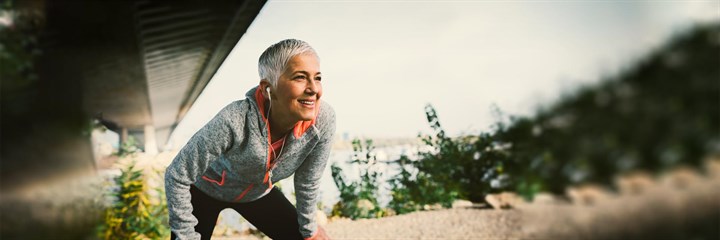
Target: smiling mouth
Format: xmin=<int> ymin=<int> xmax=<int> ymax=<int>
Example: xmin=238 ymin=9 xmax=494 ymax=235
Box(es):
xmin=298 ymin=99 xmax=315 ymax=107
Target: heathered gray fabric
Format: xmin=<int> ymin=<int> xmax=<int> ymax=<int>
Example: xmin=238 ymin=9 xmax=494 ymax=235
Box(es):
xmin=165 ymin=86 xmax=336 ymax=240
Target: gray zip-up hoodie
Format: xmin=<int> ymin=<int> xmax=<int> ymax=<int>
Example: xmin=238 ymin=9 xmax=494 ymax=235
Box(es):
xmin=165 ymin=86 xmax=335 ymax=239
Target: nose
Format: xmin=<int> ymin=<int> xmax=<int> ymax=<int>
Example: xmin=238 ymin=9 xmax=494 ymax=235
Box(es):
xmin=305 ymin=79 xmax=319 ymax=95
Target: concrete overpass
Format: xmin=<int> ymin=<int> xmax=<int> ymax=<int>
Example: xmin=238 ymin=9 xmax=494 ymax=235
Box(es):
xmin=1 ymin=0 xmax=266 ymax=189
xmin=73 ymin=0 xmax=266 ymax=153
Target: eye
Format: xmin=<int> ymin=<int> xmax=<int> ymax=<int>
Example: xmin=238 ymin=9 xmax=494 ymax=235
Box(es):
xmin=315 ymin=76 xmax=322 ymax=81
xmin=293 ymin=75 xmax=306 ymax=80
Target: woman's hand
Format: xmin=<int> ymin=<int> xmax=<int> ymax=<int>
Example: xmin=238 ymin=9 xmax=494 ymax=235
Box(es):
xmin=305 ymin=226 xmax=330 ymax=240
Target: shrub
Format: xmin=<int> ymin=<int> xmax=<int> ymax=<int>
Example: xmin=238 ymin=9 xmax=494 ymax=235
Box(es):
xmin=96 ymin=159 xmax=169 ymax=239
xmin=331 ymin=138 xmax=384 ymax=219
xmin=388 ymin=104 xmax=510 ymax=212
xmin=116 ymin=136 xmax=141 ymax=157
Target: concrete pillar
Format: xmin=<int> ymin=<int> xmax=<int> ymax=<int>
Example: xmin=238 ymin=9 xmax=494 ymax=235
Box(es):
xmin=144 ymin=125 xmax=158 ymax=155
xmin=120 ymin=127 xmax=128 ymax=146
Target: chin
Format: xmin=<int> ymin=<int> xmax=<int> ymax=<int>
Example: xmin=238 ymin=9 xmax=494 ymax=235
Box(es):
xmin=290 ymin=113 xmax=310 ymax=121
xmin=296 ymin=113 xmax=314 ymax=121
xmin=293 ymin=109 xmax=315 ymax=121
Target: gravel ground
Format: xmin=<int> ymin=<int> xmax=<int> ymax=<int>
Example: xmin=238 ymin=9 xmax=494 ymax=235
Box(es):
xmin=325 ymin=208 xmax=523 ymax=240
xmin=521 ymin=172 xmax=720 ymax=240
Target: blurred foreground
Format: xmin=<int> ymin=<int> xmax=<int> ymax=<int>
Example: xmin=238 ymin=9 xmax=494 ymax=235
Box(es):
xmin=0 ymin=152 xmax=175 ymax=239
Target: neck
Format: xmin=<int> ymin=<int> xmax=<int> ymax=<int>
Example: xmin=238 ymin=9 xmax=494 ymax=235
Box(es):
xmin=268 ymin=107 xmax=296 ymax=142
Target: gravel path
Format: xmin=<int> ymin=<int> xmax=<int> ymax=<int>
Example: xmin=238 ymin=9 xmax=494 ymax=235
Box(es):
xmin=325 ymin=208 xmax=523 ymax=240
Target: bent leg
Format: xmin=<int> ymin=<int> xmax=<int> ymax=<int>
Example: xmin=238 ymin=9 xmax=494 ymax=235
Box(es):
xmin=233 ymin=187 xmax=304 ymax=240
xmin=171 ymin=185 xmax=225 ymax=240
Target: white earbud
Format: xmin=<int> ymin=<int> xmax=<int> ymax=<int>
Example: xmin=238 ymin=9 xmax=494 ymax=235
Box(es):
xmin=266 ymin=87 xmax=271 ymax=101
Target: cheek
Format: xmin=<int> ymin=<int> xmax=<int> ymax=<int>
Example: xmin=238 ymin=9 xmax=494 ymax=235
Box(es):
xmin=279 ymin=90 xmax=295 ymax=102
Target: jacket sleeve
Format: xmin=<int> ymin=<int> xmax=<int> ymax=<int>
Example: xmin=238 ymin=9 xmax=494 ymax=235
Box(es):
xmin=164 ymin=104 xmax=237 ymax=240
xmin=294 ymin=108 xmax=336 ymax=239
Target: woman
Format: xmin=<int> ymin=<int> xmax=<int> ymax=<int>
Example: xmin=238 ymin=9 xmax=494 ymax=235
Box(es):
xmin=165 ymin=39 xmax=334 ymax=240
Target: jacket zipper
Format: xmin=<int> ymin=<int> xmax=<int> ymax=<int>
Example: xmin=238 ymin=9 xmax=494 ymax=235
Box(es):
xmin=265 ymin=141 xmax=289 ymax=190
xmin=264 ymin=156 xmax=281 ymax=190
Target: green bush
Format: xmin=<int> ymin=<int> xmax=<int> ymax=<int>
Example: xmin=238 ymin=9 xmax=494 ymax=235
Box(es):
xmin=388 ymin=104 xmax=510 ymax=213
xmin=387 ymin=155 xmax=420 ymax=214
xmin=96 ymin=160 xmax=169 ymax=239
xmin=116 ymin=136 xmax=141 ymax=158
xmin=331 ymin=139 xmax=385 ymax=219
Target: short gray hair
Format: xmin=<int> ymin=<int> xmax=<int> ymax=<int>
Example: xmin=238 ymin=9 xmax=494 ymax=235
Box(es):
xmin=258 ymin=39 xmax=318 ymax=87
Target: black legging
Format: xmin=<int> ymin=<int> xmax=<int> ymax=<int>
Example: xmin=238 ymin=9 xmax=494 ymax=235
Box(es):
xmin=170 ymin=185 xmax=304 ymax=240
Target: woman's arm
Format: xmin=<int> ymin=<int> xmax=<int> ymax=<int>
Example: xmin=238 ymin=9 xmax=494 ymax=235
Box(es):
xmin=165 ymin=103 xmax=237 ymax=240
xmin=294 ymin=106 xmax=335 ymax=240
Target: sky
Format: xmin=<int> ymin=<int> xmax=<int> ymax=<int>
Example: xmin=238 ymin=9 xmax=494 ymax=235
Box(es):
xmin=165 ymin=0 xmax=718 ymax=150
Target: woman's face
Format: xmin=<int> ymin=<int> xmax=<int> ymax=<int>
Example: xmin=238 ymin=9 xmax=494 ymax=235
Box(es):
xmin=271 ymin=53 xmax=322 ymax=122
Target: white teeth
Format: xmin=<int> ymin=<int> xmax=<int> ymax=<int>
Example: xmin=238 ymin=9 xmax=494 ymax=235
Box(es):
xmin=299 ymin=100 xmax=315 ymax=105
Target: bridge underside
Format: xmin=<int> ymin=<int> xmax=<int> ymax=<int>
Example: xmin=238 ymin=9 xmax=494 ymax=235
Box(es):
xmin=1 ymin=0 xmax=266 ymax=189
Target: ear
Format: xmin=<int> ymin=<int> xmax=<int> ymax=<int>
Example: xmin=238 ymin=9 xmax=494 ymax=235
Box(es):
xmin=259 ymin=80 xmax=272 ymax=99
